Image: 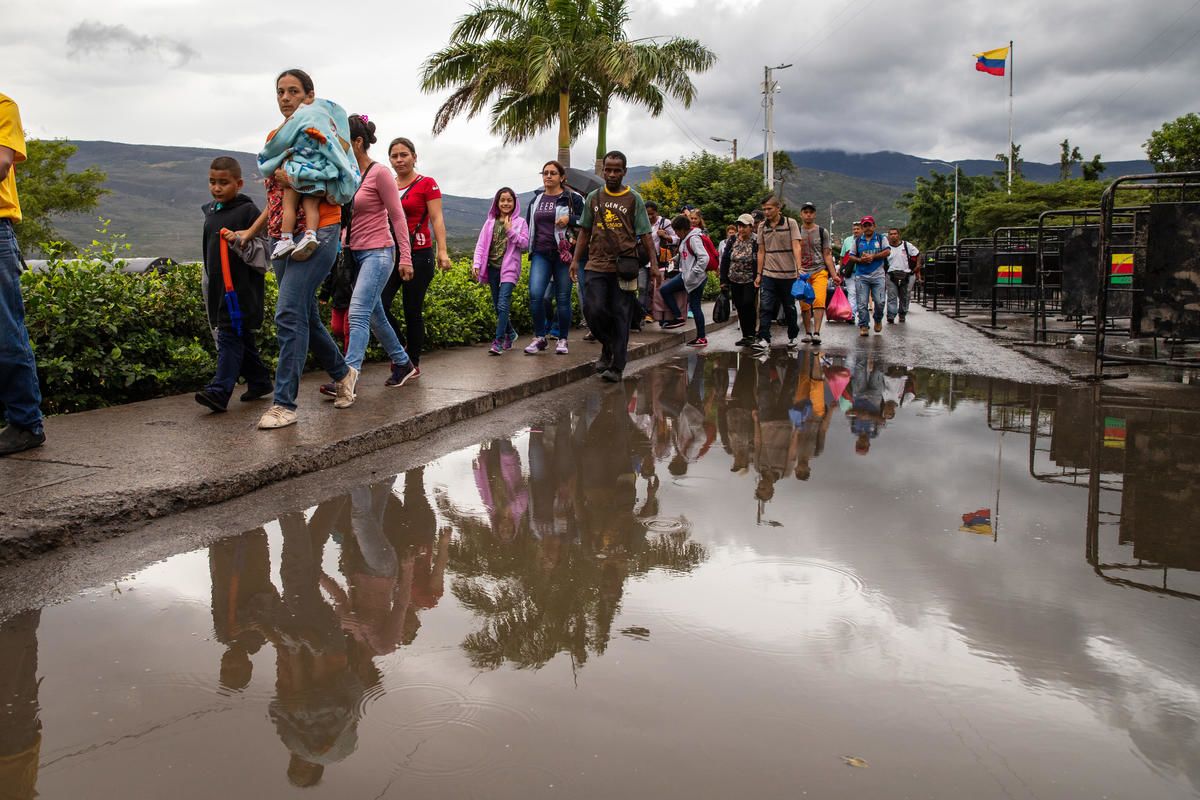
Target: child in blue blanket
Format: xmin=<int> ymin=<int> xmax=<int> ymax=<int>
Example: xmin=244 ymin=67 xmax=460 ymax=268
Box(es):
xmin=259 ymin=97 xmax=358 ymax=261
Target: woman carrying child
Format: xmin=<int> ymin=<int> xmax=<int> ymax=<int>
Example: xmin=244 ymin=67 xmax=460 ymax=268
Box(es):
xmin=257 ymin=75 xmax=361 ymax=262
xmin=471 ymin=187 xmax=529 ymax=355
xmin=331 ymin=114 xmax=416 ymax=409
xmin=232 ymin=68 xmax=355 ymax=429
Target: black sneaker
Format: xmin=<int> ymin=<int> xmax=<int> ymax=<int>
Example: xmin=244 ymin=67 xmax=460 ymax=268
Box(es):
xmin=594 ymin=358 xmax=613 ymax=374
xmin=662 ymin=319 xmax=686 ymax=329
xmin=735 ymin=336 xmax=755 ymax=347
xmin=194 ymin=389 xmax=228 ymax=413
xmin=0 ymin=424 xmax=46 ymax=456
xmin=240 ymin=383 xmax=273 ymax=402
xmin=599 ymin=368 xmax=623 ymax=383
xmin=386 ymin=361 xmax=416 ymax=387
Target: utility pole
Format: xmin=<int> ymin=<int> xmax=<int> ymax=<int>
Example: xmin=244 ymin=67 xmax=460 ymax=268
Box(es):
xmin=710 ymin=136 xmax=737 ymax=161
xmin=762 ymin=63 xmax=792 ymax=191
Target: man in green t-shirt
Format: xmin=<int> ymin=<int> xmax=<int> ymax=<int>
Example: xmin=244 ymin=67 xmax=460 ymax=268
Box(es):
xmin=571 ymin=151 xmax=660 ymax=382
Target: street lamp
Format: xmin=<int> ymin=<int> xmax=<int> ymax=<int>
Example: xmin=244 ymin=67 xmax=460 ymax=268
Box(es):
xmin=710 ymin=136 xmax=737 ymax=161
xmin=924 ymin=159 xmax=962 ymax=317
xmin=922 ymin=160 xmax=959 ymax=245
xmin=830 ymin=200 xmax=854 ymax=239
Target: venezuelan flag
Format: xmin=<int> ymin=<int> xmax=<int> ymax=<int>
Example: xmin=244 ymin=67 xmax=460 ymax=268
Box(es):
xmin=975 ymin=46 xmax=1008 ymax=76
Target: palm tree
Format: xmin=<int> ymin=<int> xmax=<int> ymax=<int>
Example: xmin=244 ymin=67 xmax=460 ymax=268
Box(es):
xmin=421 ymin=0 xmax=715 ymax=171
xmin=421 ymin=0 xmax=594 ymax=167
xmin=581 ymin=0 xmax=715 ymax=173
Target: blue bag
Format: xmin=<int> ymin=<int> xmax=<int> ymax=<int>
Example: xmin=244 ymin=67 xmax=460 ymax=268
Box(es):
xmin=791 ymin=274 xmax=815 ymax=303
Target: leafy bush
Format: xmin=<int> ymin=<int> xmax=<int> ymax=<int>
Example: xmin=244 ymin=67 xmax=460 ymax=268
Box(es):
xmin=19 ymin=246 xmax=580 ymax=414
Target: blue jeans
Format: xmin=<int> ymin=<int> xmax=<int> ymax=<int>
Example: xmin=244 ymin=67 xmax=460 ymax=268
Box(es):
xmin=206 ymin=327 xmax=272 ymax=404
xmin=346 ymin=247 xmax=410 ymax=371
xmin=0 ymin=220 xmax=43 ymax=433
xmin=756 ymin=276 xmax=799 ymax=341
xmin=660 ymin=274 xmax=705 ymax=339
xmin=272 ymin=224 xmax=349 ymax=410
xmin=529 ymin=250 xmax=572 ymax=339
xmin=487 ymin=269 xmax=518 ymax=342
xmin=855 ymin=267 xmax=887 ymax=326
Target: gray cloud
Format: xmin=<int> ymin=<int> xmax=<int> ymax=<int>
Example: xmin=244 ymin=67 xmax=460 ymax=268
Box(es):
xmin=66 ymin=20 xmax=197 ymax=67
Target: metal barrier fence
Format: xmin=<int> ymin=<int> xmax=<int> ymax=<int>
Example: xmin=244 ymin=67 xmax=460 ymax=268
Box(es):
xmin=1094 ymin=171 xmax=1200 ymax=378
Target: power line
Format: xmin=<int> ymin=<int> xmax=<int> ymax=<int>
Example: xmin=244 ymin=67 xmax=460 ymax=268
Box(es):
xmin=1066 ymin=0 xmax=1200 ymax=124
xmin=1077 ymin=17 xmax=1200 ymax=130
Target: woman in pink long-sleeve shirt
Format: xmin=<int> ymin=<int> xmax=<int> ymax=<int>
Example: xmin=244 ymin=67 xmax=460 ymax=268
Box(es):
xmin=334 ymin=115 xmax=417 ymax=407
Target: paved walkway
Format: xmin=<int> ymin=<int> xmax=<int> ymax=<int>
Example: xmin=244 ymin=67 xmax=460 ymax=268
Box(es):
xmin=1 ymin=302 xmax=1080 ymax=562
xmin=0 ymin=322 xmax=722 ymax=561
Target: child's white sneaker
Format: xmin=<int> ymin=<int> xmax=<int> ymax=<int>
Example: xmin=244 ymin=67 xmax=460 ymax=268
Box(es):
xmin=271 ymin=237 xmax=296 ymax=259
xmin=291 ymin=229 xmax=319 ymax=261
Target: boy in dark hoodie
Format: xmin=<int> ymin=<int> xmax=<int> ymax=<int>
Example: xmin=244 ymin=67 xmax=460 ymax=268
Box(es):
xmin=195 ymin=157 xmax=273 ymax=412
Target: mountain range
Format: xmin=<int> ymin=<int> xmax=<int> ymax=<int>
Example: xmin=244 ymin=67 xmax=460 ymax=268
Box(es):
xmin=49 ymin=141 xmax=1152 ymax=261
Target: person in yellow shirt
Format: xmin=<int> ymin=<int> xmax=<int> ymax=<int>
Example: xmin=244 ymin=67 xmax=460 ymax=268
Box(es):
xmin=0 ymin=93 xmax=46 ymax=455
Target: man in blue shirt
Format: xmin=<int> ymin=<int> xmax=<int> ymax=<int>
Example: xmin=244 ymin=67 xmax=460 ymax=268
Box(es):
xmin=846 ymin=216 xmax=891 ymax=336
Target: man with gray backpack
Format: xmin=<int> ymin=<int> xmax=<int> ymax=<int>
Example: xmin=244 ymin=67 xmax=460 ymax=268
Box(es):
xmin=885 ymin=227 xmax=920 ymax=323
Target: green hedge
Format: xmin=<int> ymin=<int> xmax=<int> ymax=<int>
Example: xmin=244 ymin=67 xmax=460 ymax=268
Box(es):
xmin=21 ymin=254 xmax=583 ymax=414
xmin=18 ymin=249 xmax=724 ymax=415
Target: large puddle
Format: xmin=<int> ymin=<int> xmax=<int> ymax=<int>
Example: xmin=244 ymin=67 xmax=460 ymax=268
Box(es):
xmin=3 ymin=351 xmax=1200 ymax=798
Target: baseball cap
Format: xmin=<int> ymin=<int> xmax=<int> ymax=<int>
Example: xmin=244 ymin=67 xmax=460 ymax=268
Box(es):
xmin=736 ymin=213 xmax=755 ymax=226
xmin=800 ymin=201 xmax=816 ymax=211
xmin=860 ymin=215 xmax=876 ymax=226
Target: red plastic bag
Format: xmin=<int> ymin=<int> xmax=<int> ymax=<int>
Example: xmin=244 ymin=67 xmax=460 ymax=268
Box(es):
xmin=827 ymin=286 xmax=853 ymax=322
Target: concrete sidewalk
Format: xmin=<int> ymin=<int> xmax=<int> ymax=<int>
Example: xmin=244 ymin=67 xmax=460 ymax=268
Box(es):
xmin=0 ymin=321 xmax=724 ymax=561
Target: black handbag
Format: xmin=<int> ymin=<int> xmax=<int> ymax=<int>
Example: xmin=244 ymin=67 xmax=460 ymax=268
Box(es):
xmin=712 ymin=290 xmax=731 ymax=323
xmin=616 ymin=254 xmax=641 ymax=280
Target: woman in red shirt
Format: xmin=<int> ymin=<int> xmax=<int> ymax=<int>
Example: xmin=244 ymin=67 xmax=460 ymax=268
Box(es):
xmin=383 ymin=138 xmax=452 ymax=376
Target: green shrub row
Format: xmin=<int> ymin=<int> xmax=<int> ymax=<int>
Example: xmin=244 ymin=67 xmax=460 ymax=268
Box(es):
xmin=18 ymin=249 xmax=721 ymax=415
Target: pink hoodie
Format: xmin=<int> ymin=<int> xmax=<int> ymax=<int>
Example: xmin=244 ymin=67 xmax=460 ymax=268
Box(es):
xmin=473 ymin=190 xmax=529 ymax=285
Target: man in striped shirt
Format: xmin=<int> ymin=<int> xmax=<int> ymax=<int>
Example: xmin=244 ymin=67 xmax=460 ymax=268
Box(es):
xmin=753 ymin=194 xmax=803 ymax=353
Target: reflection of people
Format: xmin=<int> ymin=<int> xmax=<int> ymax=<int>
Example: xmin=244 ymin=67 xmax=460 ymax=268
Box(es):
xmin=325 ymin=484 xmax=415 ymax=656
xmin=726 ymin=355 xmax=758 ymax=473
xmin=474 ymin=439 xmax=530 ymax=541
xmin=791 ymin=352 xmax=832 ymax=480
xmin=753 ymin=357 xmax=800 ymax=503
xmin=881 ymin=365 xmax=916 ymax=421
xmin=262 ymin=509 xmax=377 ymax=787
xmin=0 ymin=609 xmax=41 ymax=799
xmin=209 ymin=527 xmax=274 ymax=691
xmin=847 ymin=353 xmax=887 ymax=455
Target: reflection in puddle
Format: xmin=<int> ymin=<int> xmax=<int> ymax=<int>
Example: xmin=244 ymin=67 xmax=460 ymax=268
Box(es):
xmin=3 ymin=351 xmax=1200 ymax=798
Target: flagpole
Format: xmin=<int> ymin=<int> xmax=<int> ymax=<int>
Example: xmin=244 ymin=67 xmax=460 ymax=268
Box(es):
xmin=1007 ymin=39 xmax=1014 ymax=193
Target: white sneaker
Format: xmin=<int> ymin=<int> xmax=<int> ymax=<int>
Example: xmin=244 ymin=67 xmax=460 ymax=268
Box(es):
xmin=271 ymin=237 xmax=296 ymax=259
xmin=258 ymin=405 xmax=298 ymax=429
xmin=334 ymin=365 xmax=359 ymax=409
xmin=291 ymin=229 xmax=319 ymax=261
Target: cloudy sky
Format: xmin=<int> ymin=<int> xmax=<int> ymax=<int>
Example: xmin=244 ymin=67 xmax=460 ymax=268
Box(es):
xmin=5 ymin=0 xmax=1197 ymax=196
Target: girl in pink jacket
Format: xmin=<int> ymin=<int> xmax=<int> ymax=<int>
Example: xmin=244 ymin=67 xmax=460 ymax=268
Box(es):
xmin=472 ymin=187 xmax=530 ymax=355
